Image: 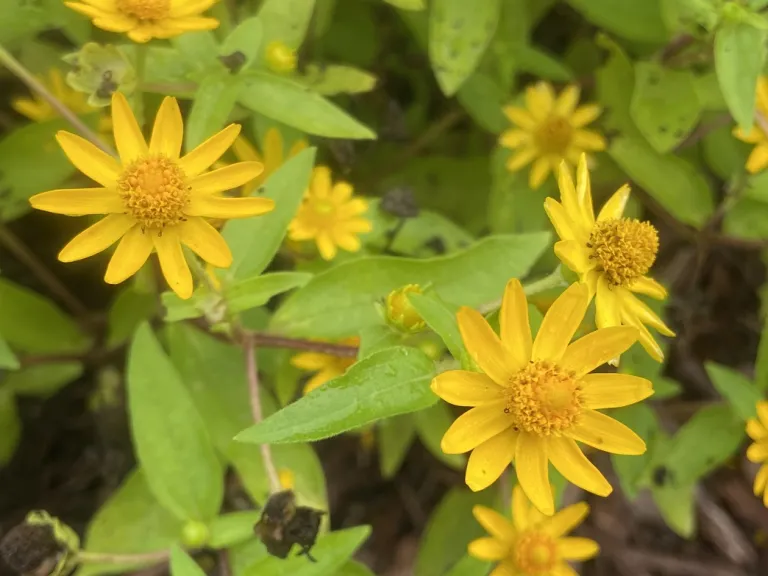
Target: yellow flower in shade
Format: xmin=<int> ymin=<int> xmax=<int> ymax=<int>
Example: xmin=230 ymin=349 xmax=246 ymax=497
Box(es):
xmin=746 ymin=401 xmax=768 ymax=507
xmin=64 ymin=0 xmax=219 ymax=44
xmin=288 ymin=166 xmax=372 ymax=261
xmin=501 ymin=82 xmax=606 ymax=189
xmin=29 ymin=92 xmax=273 ymax=299
xmin=470 ymin=485 xmax=598 ymax=576
xmin=734 ymin=77 xmax=768 ymax=174
xmin=291 ymin=338 xmax=359 ymax=395
xmin=231 ymin=128 xmax=307 ymax=197
xmin=544 ymin=155 xmax=675 ymax=362
xmin=431 ymin=280 xmax=652 ymax=514
xmin=386 ymin=284 xmax=426 ymax=333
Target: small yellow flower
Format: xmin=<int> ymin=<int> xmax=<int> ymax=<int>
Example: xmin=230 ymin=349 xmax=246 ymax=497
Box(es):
xmin=64 ymin=0 xmax=219 ymax=44
xmin=291 ymin=338 xmax=359 ymax=395
xmin=734 ymin=76 xmax=768 ymax=174
xmin=544 ymin=155 xmax=675 ymax=362
xmin=29 ymin=92 xmax=273 ymax=299
xmin=266 ymin=41 xmax=298 ymax=74
xmin=501 ymin=82 xmax=606 ymax=189
xmin=469 ymin=485 xmax=599 ymax=576
xmin=278 ymin=468 xmax=295 ymax=490
xmin=288 ymin=166 xmax=372 ymax=261
xmin=432 ymin=280 xmax=652 ymax=515
xmin=386 ymin=284 xmax=426 ymax=333
xmin=747 ymin=401 xmax=768 ymax=507
xmin=231 ymin=128 xmax=307 ymax=197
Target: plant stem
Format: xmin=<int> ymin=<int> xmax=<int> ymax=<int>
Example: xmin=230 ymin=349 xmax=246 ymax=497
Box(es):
xmin=477 ymin=266 xmax=568 ymax=315
xmin=243 ymin=333 xmax=281 ymax=493
xmin=77 ymin=550 xmax=169 ymax=564
xmin=134 ymin=44 xmax=148 ymax=122
xmin=0 ymin=43 xmax=114 ymax=156
xmin=246 ymin=331 xmax=359 ymax=357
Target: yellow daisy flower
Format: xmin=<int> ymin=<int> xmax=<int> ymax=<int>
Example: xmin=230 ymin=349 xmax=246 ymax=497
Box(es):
xmin=500 ymin=82 xmax=606 ymax=190
xmin=230 ymin=128 xmax=307 ymax=197
xmin=64 ymin=0 xmax=219 ymax=44
xmin=470 ymin=485 xmax=599 ymax=576
xmin=29 ymin=92 xmax=273 ymax=299
xmin=432 ymin=280 xmax=652 ymax=515
xmin=734 ymin=76 xmax=768 ymax=174
xmin=291 ymin=338 xmax=359 ymax=395
xmin=747 ymin=400 xmax=768 ymax=507
xmin=287 ymin=166 xmax=372 ymax=261
xmin=544 ymin=154 xmax=675 ymax=362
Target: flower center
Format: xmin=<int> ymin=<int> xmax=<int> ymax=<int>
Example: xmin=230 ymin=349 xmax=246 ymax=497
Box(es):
xmin=536 ymin=116 xmax=573 ymax=155
xmin=118 ymin=155 xmax=190 ymax=229
xmin=313 ymin=200 xmax=335 ymax=215
xmin=505 ymin=361 xmax=582 ymax=435
xmin=514 ymin=532 xmax=558 ymax=575
xmin=115 ymin=0 xmax=170 ymax=20
xmin=588 ymin=218 xmax=659 ymax=287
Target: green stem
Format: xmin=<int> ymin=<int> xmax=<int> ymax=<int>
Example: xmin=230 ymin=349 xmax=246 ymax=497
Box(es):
xmin=77 ymin=550 xmax=169 ymax=564
xmin=134 ymin=44 xmax=148 ymax=122
xmin=477 ymin=266 xmax=567 ymax=315
xmin=0 ymin=43 xmax=114 ymax=156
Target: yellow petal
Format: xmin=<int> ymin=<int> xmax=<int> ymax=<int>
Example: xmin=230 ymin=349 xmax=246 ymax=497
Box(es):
xmin=467 ymin=537 xmax=508 ymax=561
xmin=570 ymin=104 xmax=602 ymax=128
xmin=622 ymin=313 xmax=665 ymax=362
xmin=333 ymin=231 xmax=361 ymax=253
xmin=288 ymin=139 xmax=308 ymax=157
xmin=161 ymin=16 xmax=219 ymax=33
xmin=543 ymin=198 xmax=575 ymax=243
xmin=597 ymin=184 xmax=631 ymax=222
xmin=490 ymin=565 xmax=517 ymax=576
xmin=558 ymin=537 xmax=599 ymax=560
xmin=595 ymin=274 xmax=621 ymax=329
xmin=430 ymin=371 xmax=505 ymax=406
xmin=547 ymin=436 xmax=612 ymax=496
xmin=515 ymin=433 xmax=553 ymax=515
xmin=499 ymin=279 xmax=532 ymax=369
xmin=555 ymin=85 xmax=580 ymax=117
xmin=178 ymin=217 xmax=232 ymax=268
xmin=580 ymin=374 xmax=654 ymax=409
xmin=93 ymin=13 xmax=135 ymax=32
xmin=758 ymin=401 xmax=768 ymax=428
xmin=149 ymin=96 xmax=184 ymax=158
xmin=291 ymin=352 xmax=330 ymax=371
xmin=153 ymin=228 xmax=193 ymax=299
xmin=747 ymin=144 xmax=768 ymax=174
xmin=499 ymin=129 xmax=529 ymax=148
xmin=503 ymin=106 xmax=536 ymax=130
xmin=628 ymin=276 xmax=667 ymax=300
xmin=754 ymin=464 xmax=768 ymax=496
xmin=561 ymin=326 xmax=638 ymax=377
xmin=457 ymin=307 xmax=517 ymax=384
xmin=575 ymin=154 xmax=595 ymax=226
xmin=311 ymin=166 xmax=333 ymax=198
xmin=56 ymin=131 xmax=121 ymax=187
xmin=506 ymin=146 xmax=538 ymax=171
xmin=111 ymin=92 xmax=147 ymax=164
xmin=186 ymin=196 xmax=275 ymax=219
xmin=747 ymin=441 xmax=768 ymax=463
xmin=747 ymin=418 xmax=768 ymax=442
xmin=620 ymin=291 xmax=675 ymax=336
xmin=440 ymin=401 xmax=512 ymax=454
xmin=58 ymin=215 xmax=134 ymax=262
xmin=572 ymin=129 xmax=607 ymax=151
xmin=554 ymin=240 xmax=594 ymax=275
xmin=169 ymin=0 xmax=217 ymax=17
xmin=567 ymin=410 xmax=646 ymax=455
xmin=303 ymin=370 xmax=335 ymax=394
xmin=552 ymin=564 xmax=578 ymax=576
xmin=541 ymin=501 xmax=590 ymax=537
xmin=263 ymin=127 xmax=284 ymax=169
xmin=512 ymin=484 xmax=530 ymax=531
xmin=529 ymin=157 xmax=552 ymax=189
xmin=331 ymin=182 xmax=354 ymax=202
xmin=104 ymin=226 xmax=153 ymax=284
xmin=472 ymin=505 xmax=516 ymax=541
xmin=190 ymin=162 xmax=265 ymax=195
xmin=466 ymin=427 xmax=519 ymax=492
xmin=29 ymin=188 xmax=123 ymax=216
xmin=180 ymin=124 xmax=241 ymax=176
xmin=557 ymin=160 xmax=585 ymax=226
xmin=531 ymin=282 xmax=589 ymax=362
xmin=316 ymin=232 xmax=337 ymax=260
xmin=526 ymin=82 xmax=555 ymax=121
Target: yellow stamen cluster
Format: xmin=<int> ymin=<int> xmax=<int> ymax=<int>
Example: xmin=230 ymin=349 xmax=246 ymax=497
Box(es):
xmin=118 ymin=155 xmax=190 ymax=229
xmin=115 ymin=0 xmax=169 ymax=20
xmin=588 ymin=218 xmax=659 ymax=287
xmin=513 ymin=532 xmax=558 ymax=574
xmin=505 ymin=360 xmax=582 ymax=435
xmin=536 ymin=117 xmax=572 ymax=155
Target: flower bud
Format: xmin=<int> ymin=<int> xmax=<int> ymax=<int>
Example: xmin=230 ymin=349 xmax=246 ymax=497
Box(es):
xmin=386 ymin=284 xmax=426 ymax=333
xmin=265 ymin=41 xmax=297 ymax=74
xmin=181 ymin=520 xmax=210 ymax=548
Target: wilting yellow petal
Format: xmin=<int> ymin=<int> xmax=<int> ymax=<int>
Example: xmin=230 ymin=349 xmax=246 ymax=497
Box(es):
xmin=561 ymin=326 xmax=638 ymax=377
xmin=56 ymin=131 xmax=121 ymax=187
xmin=515 ymin=433 xmax=553 ymax=515
xmin=547 ymin=436 xmax=612 ymax=496
xmin=597 ymin=184 xmax=631 ymax=222
xmin=180 ymin=124 xmax=241 ymax=176
xmin=628 ymin=276 xmax=667 ymax=300
xmin=575 ymin=154 xmax=595 ymax=226
xmin=112 ymin=92 xmax=147 ymax=164
xmin=567 ymin=410 xmax=646 ymax=455
xmin=29 ymin=188 xmax=123 ymax=216
xmin=104 ymin=226 xmax=153 ymax=285
xmin=457 ymin=307 xmax=517 ymax=384
xmin=149 ymin=96 xmax=184 ymax=158
xmin=622 ymin=313 xmax=665 ymax=363
xmin=58 ymin=215 xmax=134 ymax=262
xmin=153 ymin=228 xmax=193 ymax=299
xmin=499 ymin=279 xmax=532 ymax=369
xmin=620 ymin=291 xmax=675 ymax=336
xmin=558 ymin=537 xmax=599 ymax=560
xmin=440 ymin=401 xmax=512 ymax=454
xmin=580 ymin=374 xmax=653 ymax=409
xmin=531 ymin=282 xmax=589 ymax=363
xmin=468 ymin=538 xmax=508 ymax=561
xmin=178 ymin=217 xmax=232 ymax=268
xmin=554 ymin=240 xmax=594 ymax=275
xmin=430 ymin=371 xmax=505 ymax=406
xmin=466 ymin=428 xmax=518 ymax=492
xmin=595 ymin=274 xmax=621 ymax=329
xmin=541 ymin=501 xmax=590 ymax=537
xmin=472 ymin=505 xmax=516 ymax=541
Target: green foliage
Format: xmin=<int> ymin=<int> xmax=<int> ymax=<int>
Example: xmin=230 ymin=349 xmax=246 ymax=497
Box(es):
xmin=169 ymin=547 xmax=206 ymax=576
xmin=0 ymin=388 xmax=20 ymax=466
xmin=706 ymin=362 xmax=761 ymax=420
xmin=378 ymin=414 xmax=417 ymax=478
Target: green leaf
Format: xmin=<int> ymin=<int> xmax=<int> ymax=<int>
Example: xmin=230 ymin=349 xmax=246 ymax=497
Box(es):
xmin=236 ymin=346 xmax=436 ymax=444
xmin=413 ymin=402 xmax=465 ymax=470
xmin=358 ymin=324 xmax=402 ymax=358
xmin=301 ymin=64 xmax=377 ymax=96
xmin=567 ymin=0 xmax=669 ymax=43
xmin=228 ymin=540 xmax=269 ymax=576
xmin=513 ymin=45 xmax=574 ymax=82
xmin=271 ymin=233 xmax=550 ymax=338
xmin=244 ymin=526 xmax=370 ymax=576
xmin=170 ymin=546 xmax=206 ymax=576
xmin=227 ymin=272 xmax=313 ymax=314
xmin=619 ymin=342 xmax=681 ymax=400
xmin=219 ymin=17 xmax=263 ymax=70
xmin=0 ymin=335 xmax=19 ymax=370
xmin=0 ymin=279 xmax=89 ymax=353
xmin=336 ymin=561 xmax=376 ymax=576
xmin=5 ymin=362 xmax=83 ymax=398
xmin=222 ymin=148 xmax=316 ymax=280
xmin=238 ymin=72 xmax=375 ymax=139
xmin=723 ymin=197 xmax=768 ymax=239
xmin=652 ymin=481 xmax=696 ymax=538
xmin=170 ymin=32 xmax=220 ymax=73
xmin=185 ymin=72 xmax=242 ymax=150
xmin=630 ymin=62 xmax=702 ymax=152
xmin=756 ymin=320 xmax=768 ymax=391
xmin=78 ymin=469 xmax=183 ymax=576
xmin=715 ymin=20 xmax=767 ymax=132
xmin=384 ymin=0 xmax=425 ymax=9
xmin=127 ymin=323 xmax=223 ymax=521
xmin=106 ymin=287 xmax=157 ymax=349
xmin=429 ymin=0 xmax=502 ymax=95
xmin=661 ymin=0 xmax=720 ymax=33
xmin=610 ymin=403 xmax=661 ymax=498
xmin=456 ymin=72 xmax=508 ymax=133
xmin=256 ymin=0 xmax=316 ymax=51
xmin=0 ymin=388 xmax=20 ymax=466
xmin=705 ymin=362 xmax=760 ymax=421
xmin=415 ymin=488 xmax=494 ymax=576
xmin=595 ymin=34 xmax=636 ymax=135
xmin=444 ymin=555 xmax=491 ymax=576
xmin=702 ymin=121 xmax=750 ymax=181
xmin=378 ymin=414 xmax=417 ymax=478
xmin=208 ymin=512 xmax=262 ymax=549
xmin=407 ymin=292 xmax=465 ymax=362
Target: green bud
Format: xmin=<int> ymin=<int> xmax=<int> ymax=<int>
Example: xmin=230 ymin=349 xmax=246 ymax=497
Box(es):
xmin=385 ymin=284 xmax=426 ymax=333
xmin=181 ymin=520 xmax=210 ymax=548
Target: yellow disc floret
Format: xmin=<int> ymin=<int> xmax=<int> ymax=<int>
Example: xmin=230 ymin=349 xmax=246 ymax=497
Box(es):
xmin=588 ymin=218 xmax=659 ymax=287
xmin=514 ymin=532 xmax=558 ymax=575
xmin=118 ymin=155 xmax=190 ymax=229
xmin=536 ymin=117 xmax=573 ymax=155
xmin=116 ymin=0 xmax=170 ymax=20
xmin=505 ymin=360 xmax=582 ymax=436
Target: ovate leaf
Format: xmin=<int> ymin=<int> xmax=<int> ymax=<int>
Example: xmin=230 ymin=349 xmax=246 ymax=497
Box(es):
xmin=219 ymin=17 xmax=263 ymax=70
xmin=378 ymin=414 xmax=417 ymax=478
xmin=652 ymin=481 xmax=696 ymax=538
xmin=106 ymin=287 xmax=157 ymax=348
xmin=302 ymin=64 xmax=377 ymax=96
xmin=227 ymin=272 xmax=313 ymax=313
xmin=257 ymin=0 xmax=316 ymax=51
xmin=170 ymin=547 xmax=206 ymax=576
xmin=407 ymin=292 xmax=465 ymax=362
xmin=456 ymin=72 xmax=508 ymax=133
xmin=208 ymin=512 xmax=262 ymax=549
xmin=5 ymin=362 xmax=83 ymax=398
xmin=445 ymin=555 xmax=491 ymax=576
xmin=705 ymin=362 xmax=760 ymax=421
xmin=567 ymin=0 xmax=669 ymax=43
xmin=236 ymin=347 xmax=436 ymax=444
xmin=185 ymin=72 xmax=242 ymax=150
xmin=413 ymin=402 xmax=465 ymax=470
xmin=0 ymin=335 xmax=19 ymax=369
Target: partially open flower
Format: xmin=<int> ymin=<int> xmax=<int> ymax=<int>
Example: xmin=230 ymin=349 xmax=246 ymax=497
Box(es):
xmin=747 ymin=400 xmax=768 ymax=507
xmin=386 ymin=284 xmax=426 ymax=333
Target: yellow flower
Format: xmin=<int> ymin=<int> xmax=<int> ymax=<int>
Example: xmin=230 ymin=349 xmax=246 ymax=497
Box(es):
xmin=544 ymin=155 xmax=675 ymax=362
xmin=288 ymin=166 xmax=372 ymax=261
xmin=64 ymin=0 xmax=219 ymax=44
xmin=469 ymin=485 xmax=599 ymax=576
xmin=29 ymin=92 xmax=273 ymax=299
xmin=747 ymin=401 xmax=768 ymax=507
xmin=500 ymin=82 xmax=606 ymax=189
xmin=278 ymin=468 xmax=295 ymax=490
xmin=231 ymin=128 xmax=307 ymax=197
xmin=291 ymin=338 xmax=359 ymax=395
xmin=386 ymin=284 xmax=426 ymax=333
xmin=432 ymin=280 xmax=652 ymax=515
xmin=734 ymin=76 xmax=768 ymax=174
xmin=266 ymin=41 xmax=298 ymax=74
